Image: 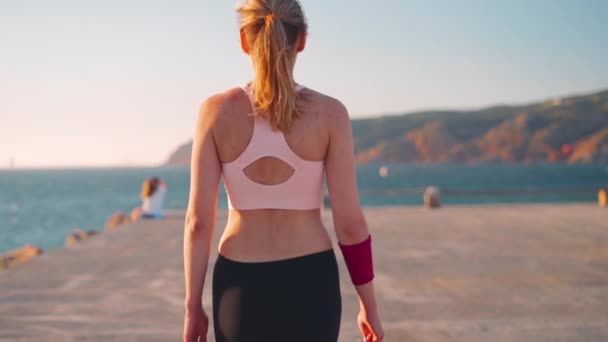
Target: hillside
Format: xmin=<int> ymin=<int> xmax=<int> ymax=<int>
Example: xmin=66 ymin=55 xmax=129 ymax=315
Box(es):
xmin=165 ymin=89 xmax=608 ymax=166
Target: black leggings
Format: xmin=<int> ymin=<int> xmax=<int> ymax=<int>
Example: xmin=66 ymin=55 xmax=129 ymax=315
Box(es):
xmin=212 ymin=249 xmax=342 ymax=342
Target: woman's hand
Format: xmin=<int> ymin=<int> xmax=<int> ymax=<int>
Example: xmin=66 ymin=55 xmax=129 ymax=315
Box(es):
xmin=183 ymin=308 xmax=209 ymax=342
xmin=358 ymin=307 xmax=384 ymax=342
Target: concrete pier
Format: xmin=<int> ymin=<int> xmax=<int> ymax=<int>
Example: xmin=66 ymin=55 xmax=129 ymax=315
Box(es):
xmin=1 ymin=205 xmax=607 ymax=341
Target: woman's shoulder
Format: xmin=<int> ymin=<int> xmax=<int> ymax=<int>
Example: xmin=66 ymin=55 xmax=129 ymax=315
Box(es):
xmin=199 ymin=87 xmax=247 ymax=115
xmin=195 ymin=87 xmax=249 ymax=130
xmin=300 ymin=86 xmax=350 ymax=125
xmin=301 ymin=86 xmax=345 ymax=107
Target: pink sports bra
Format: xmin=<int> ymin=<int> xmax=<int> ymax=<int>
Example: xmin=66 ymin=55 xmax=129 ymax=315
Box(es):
xmin=222 ymin=84 xmax=325 ymax=210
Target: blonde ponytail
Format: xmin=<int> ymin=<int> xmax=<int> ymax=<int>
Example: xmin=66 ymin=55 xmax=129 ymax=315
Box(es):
xmin=237 ymin=0 xmax=307 ymax=131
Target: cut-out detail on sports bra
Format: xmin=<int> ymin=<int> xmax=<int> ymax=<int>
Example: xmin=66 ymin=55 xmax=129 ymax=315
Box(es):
xmin=243 ymin=156 xmax=296 ymax=186
xmin=221 ymin=84 xmax=325 ymax=210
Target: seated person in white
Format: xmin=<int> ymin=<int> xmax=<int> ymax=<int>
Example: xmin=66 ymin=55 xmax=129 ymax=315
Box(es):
xmin=131 ymin=177 xmax=167 ymax=220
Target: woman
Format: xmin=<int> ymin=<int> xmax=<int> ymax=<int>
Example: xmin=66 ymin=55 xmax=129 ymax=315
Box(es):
xmin=183 ymin=1 xmax=383 ymax=341
xmin=131 ymin=177 xmax=167 ymax=220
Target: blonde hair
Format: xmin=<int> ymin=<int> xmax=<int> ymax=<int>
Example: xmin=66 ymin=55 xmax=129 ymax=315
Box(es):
xmin=237 ymin=0 xmax=308 ymax=131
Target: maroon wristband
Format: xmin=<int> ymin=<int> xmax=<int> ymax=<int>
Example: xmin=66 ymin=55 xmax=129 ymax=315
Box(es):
xmin=338 ymin=235 xmax=374 ymax=286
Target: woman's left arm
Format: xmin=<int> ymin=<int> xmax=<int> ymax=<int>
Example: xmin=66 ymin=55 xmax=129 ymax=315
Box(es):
xmin=183 ymin=96 xmax=223 ymax=341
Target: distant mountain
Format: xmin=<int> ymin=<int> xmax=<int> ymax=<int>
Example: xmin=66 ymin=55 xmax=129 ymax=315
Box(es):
xmin=165 ymin=141 xmax=193 ymax=167
xmin=165 ymin=89 xmax=608 ymax=166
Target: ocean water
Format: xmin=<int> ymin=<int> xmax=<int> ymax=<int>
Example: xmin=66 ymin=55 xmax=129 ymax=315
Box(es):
xmin=0 ymin=164 xmax=606 ymax=254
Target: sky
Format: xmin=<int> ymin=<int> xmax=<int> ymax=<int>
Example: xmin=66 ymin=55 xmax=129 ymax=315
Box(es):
xmin=1 ymin=0 xmax=607 ymax=168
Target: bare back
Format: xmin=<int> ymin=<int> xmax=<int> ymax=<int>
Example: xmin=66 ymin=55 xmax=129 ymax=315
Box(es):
xmin=212 ymin=86 xmax=337 ymax=262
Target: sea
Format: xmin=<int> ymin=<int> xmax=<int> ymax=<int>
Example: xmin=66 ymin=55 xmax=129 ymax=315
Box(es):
xmin=0 ymin=164 xmax=606 ymax=254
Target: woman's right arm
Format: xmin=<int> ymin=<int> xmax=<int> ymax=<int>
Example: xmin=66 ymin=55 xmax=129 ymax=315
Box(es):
xmin=183 ymin=95 xmax=223 ymax=342
xmin=325 ymin=99 xmax=384 ymax=342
